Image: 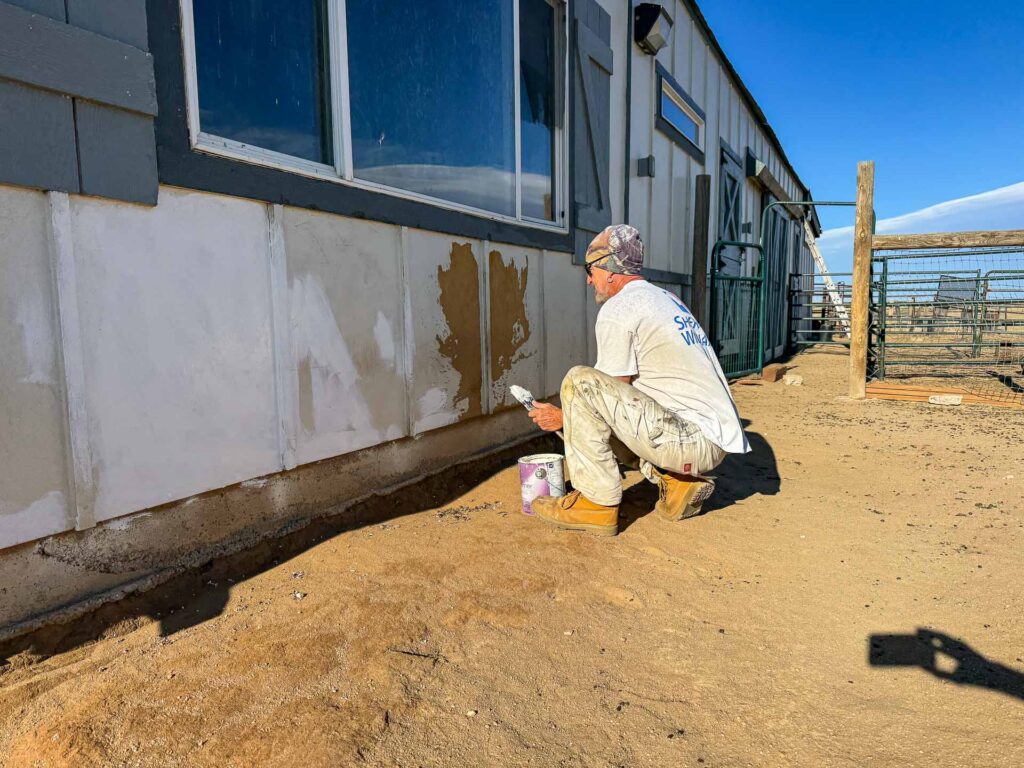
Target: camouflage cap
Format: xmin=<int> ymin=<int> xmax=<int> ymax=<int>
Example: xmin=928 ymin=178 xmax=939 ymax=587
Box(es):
xmin=584 ymin=224 xmax=645 ymax=276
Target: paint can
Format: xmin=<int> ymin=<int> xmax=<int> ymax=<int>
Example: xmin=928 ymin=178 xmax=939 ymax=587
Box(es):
xmin=518 ymin=453 xmax=566 ymax=515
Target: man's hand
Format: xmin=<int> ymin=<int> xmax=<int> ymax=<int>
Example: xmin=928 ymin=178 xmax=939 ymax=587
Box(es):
xmin=529 ymin=402 xmax=564 ymax=432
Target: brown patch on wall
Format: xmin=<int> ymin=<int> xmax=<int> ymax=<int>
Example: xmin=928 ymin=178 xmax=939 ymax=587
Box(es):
xmin=488 ymin=250 xmax=533 ymax=406
xmin=297 ymin=357 xmax=316 ymax=433
xmin=436 ymin=243 xmax=483 ymax=419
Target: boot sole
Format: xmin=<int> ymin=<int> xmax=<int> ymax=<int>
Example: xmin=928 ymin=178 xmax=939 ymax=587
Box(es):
xmin=536 ymin=515 xmax=618 ymax=537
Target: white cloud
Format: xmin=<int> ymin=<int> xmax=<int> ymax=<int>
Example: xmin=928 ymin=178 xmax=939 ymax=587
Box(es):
xmin=816 ymin=181 xmax=1024 ymax=273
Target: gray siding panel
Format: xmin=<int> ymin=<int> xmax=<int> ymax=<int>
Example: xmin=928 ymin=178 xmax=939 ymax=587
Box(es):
xmin=0 ymin=79 xmax=79 ymax=193
xmin=0 ymin=0 xmax=158 ymax=204
xmin=76 ymin=101 xmax=158 ymax=204
xmin=67 ymin=0 xmax=149 ymax=51
xmin=0 ymin=2 xmax=157 ymax=115
xmin=5 ymin=0 xmax=64 ymax=21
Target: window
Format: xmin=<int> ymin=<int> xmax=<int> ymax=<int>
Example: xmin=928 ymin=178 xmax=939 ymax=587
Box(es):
xmin=183 ymin=0 xmax=566 ymax=228
xmin=192 ymin=0 xmax=333 ymax=166
xmin=655 ymin=63 xmax=705 ymax=160
xmin=519 ymin=0 xmax=561 ymax=221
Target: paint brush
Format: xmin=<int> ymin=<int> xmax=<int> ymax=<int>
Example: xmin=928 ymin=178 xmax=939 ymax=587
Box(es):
xmin=510 ymin=385 xmax=564 ymax=440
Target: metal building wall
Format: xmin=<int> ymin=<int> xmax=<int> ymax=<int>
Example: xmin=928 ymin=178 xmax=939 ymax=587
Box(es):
xmin=627 ymin=0 xmax=809 ymax=288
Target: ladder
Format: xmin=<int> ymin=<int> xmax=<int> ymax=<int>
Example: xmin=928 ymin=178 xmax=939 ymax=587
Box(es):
xmin=803 ymin=219 xmax=851 ymax=334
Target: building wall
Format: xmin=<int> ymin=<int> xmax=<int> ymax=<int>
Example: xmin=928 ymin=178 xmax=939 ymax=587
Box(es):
xmin=0 ymin=0 xmax=816 ymax=629
xmin=0 ymin=184 xmax=585 ymax=553
xmin=627 ymin=0 xmax=809 ymax=286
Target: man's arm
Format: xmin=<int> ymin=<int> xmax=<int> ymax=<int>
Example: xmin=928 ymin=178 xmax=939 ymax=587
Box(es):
xmin=528 ymin=375 xmax=634 ymax=432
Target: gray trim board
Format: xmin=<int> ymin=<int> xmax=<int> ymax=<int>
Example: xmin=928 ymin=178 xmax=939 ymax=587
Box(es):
xmin=6 ymin=0 xmax=64 ymax=21
xmin=0 ymin=1 xmax=156 ymax=115
xmin=68 ymin=0 xmax=149 ymax=51
xmin=0 ymin=79 xmax=79 ymax=192
xmin=76 ymin=101 xmax=158 ymax=203
xmin=642 ymin=267 xmax=691 ymax=287
xmin=145 ymin=0 xmax=574 ymax=252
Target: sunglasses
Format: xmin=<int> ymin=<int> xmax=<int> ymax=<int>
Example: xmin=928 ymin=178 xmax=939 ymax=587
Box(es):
xmin=584 ymin=257 xmax=607 ymax=277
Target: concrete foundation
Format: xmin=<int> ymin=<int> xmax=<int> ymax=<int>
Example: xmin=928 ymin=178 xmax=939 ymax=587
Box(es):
xmin=0 ymin=407 xmax=542 ymax=641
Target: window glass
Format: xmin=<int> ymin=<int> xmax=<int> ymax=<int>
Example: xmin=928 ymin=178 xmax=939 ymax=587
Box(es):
xmin=519 ymin=0 xmax=557 ymax=221
xmin=193 ymin=0 xmax=332 ymax=164
xmin=346 ymin=0 xmax=516 ymax=216
xmin=661 ymin=83 xmax=700 ymax=146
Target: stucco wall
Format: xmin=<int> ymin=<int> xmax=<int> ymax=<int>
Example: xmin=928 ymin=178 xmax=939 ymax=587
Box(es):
xmin=0 ymin=184 xmax=582 ymax=553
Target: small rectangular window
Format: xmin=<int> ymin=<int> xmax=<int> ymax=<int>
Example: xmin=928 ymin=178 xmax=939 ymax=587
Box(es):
xmin=661 ymin=84 xmax=699 ymax=145
xmin=192 ymin=0 xmax=333 ymax=165
xmin=655 ymin=63 xmax=704 ymax=159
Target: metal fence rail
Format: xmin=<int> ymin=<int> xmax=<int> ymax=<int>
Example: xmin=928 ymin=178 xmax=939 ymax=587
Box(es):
xmin=789 ymin=271 xmax=852 ymax=348
xmin=869 ymin=246 xmax=1024 ymax=404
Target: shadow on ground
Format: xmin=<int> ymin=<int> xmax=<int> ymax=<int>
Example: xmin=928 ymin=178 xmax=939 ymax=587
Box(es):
xmin=618 ymin=418 xmax=779 ymax=531
xmin=0 ymin=434 xmax=562 ymax=666
xmin=869 ymin=628 xmax=1024 ymax=701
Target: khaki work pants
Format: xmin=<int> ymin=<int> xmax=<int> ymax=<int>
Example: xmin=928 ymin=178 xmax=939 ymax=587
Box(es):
xmin=560 ymin=366 xmax=725 ymax=507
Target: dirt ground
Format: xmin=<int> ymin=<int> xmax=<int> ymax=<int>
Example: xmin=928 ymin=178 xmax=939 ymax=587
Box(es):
xmin=2 ymin=349 xmax=1022 ymax=767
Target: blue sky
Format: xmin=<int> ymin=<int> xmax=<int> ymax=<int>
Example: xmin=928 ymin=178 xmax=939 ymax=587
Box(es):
xmin=698 ymin=0 xmax=1024 ymax=271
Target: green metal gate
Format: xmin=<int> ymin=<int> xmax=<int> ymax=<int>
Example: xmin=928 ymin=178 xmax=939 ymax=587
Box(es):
xmin=708 ymin=200 xmax=854 ymax=378
xmin=709 ymin=239 xmax=764 ymax=378
xmin=869 ymin=245 xmax=1024 ymax=405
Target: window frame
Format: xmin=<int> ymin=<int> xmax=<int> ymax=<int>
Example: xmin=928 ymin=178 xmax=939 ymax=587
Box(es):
xmin=654 ymin=62 xmax=705 ymax=164
xmin=178 ymin=0 xmax=569 ymax=233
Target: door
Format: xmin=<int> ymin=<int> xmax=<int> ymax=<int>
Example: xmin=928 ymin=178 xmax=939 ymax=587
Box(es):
xmin=711 ymin=143 xmax=750 ymax=363
xmin=762 ymin=195 xmax=790 ymax=361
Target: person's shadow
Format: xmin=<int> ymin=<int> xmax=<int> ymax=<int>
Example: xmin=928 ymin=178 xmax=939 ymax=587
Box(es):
xmin=869 ymin=628 xmax=1024 ymax=701
xmin=618 ymin=418 xmax=779 ymax=530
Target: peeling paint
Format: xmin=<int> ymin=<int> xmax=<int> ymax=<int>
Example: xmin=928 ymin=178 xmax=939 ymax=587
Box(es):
xmin=435 ymin=243 xmax=482 ymax=420
xmin=488 ymin=250 xmax=534 ymax=404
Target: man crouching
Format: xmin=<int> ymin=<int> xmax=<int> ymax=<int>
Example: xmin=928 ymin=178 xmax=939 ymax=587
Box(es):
xmin=528 ymin=225 xmax=749 ymax=536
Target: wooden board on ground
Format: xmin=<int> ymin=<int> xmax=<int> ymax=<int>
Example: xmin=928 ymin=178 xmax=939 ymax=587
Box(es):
xmin=865 ymin=381 xmax=1024 ymax=409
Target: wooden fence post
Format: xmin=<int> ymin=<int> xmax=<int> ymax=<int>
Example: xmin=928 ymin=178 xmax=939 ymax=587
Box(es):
xmin=849 ymin=161 xmax=875 ymax=398
xmin=691 ymin=174 xmax=711 ymax=327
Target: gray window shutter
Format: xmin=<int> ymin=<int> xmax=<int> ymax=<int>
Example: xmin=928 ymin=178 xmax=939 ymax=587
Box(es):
xmin=0 ymin=0 xmax=157 ymax=205
xmin=572 ymin=0 xmax=613 ymax=263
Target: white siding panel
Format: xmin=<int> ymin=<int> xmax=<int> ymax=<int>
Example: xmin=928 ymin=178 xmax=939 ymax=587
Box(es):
xmin=0 ymin=186 xmax=73 ymax=547
xmin=71 ymin=188 xmax=280 ymax=522
xmin=542 ymin=252 xmax=588 ymax=397
xmin=283 ymin=209 xmax=407 ymax=465
xmin=404 ymin=229 xmax=485 ymax=434
xmin=487 ymin=245 xmax=543 ymax=410
xmin=649 ymin=132 xmax=673 ymax=271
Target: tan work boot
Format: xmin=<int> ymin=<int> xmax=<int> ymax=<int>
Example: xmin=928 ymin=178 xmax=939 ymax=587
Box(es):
xmin=655 ymin=473 xmax=716 ymax=521
xmin=532 ymin=490 xmax=619 ymax=537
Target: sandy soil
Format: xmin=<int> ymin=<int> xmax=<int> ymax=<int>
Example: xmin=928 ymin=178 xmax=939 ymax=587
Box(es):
xmin=1 ymin=349 xmax=1022 ymax=767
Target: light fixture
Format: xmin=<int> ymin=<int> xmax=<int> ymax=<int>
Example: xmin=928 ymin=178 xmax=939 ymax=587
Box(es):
xmin=634 ymin=3 xmax=673 ymax=55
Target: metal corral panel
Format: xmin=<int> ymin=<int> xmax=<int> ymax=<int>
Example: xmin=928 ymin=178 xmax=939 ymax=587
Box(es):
xmin=70 ymin=188 xmax=280 ymax=522
xmin=0 ymin=187 xmax=74 ymax=547
xmin=283 ymin=209 xmax=408 ymax=464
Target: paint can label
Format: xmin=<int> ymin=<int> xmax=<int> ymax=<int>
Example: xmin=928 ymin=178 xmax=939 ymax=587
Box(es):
xmin=518 ymin=453 xmax=566 ymax=515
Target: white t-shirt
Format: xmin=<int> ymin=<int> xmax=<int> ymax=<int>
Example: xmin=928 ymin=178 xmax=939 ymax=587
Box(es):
xmin=594 ymin=280 xmax=749 ymax=454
